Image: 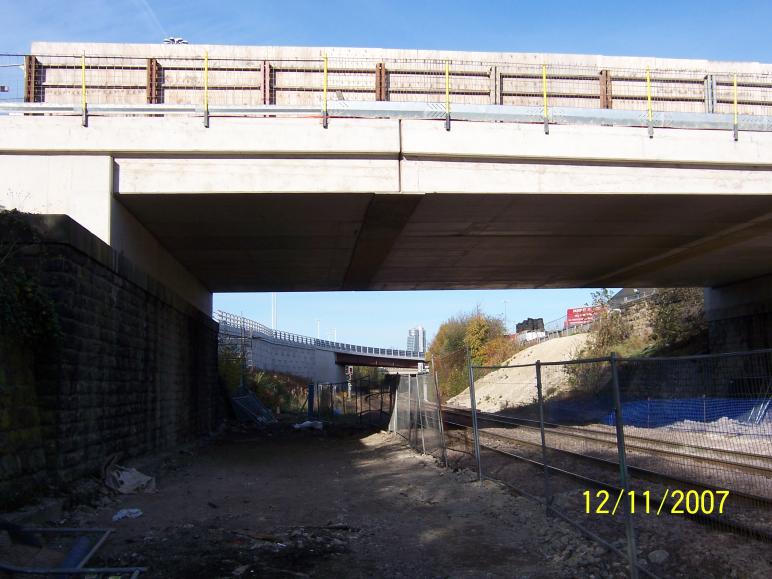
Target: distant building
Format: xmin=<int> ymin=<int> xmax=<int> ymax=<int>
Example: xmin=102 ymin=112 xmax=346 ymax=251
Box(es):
xmin=609 ymin=288 xmax=657 ymax=309
xmin=516 ymin=317 xmax=544 ymax=333
xmin=407 ymin=326 xmax=426 ymax=353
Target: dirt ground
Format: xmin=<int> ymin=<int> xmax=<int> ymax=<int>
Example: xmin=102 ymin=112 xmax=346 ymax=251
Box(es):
xmin=2 ymin=422 xmax=622 ymax=578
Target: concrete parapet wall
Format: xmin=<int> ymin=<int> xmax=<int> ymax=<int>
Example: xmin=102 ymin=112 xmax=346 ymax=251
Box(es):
xmin=247 ymin=337 xmax=345 ymax=384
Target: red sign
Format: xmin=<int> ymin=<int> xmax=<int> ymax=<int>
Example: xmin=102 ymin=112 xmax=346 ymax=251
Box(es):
xmin=567 ymin=306 xmax=605 ymax=327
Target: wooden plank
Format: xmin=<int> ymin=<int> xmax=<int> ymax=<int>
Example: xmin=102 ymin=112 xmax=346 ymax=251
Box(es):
xmin=375 ymin=62 xmax=388 ymax=101
xmin=490 ymin=65 xmax=500 ymax=104
xmin=24 ymin=56 xmax=40 ymax=102
xmin=146 ymin=58 xmax=163 ymax=103
xmin=600 ymin=69 xmax=612 ymax=109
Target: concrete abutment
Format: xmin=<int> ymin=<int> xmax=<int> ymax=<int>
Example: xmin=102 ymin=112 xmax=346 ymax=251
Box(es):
xmin=706 ymin=275 xmax=772 ymax=352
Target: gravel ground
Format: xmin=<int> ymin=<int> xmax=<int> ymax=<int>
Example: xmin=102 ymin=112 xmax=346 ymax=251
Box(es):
xmin=445 ymin=430 xmax=772 ymax=578
xmin=2 ymin=422 xmax=627 ymax=578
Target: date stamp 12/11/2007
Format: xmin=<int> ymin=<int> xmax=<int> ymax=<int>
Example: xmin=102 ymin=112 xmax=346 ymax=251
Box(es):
xmin=583 ymin=489 xmax=730 ymax=516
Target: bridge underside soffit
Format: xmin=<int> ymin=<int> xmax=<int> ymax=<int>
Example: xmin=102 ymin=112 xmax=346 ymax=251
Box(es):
xmin=117 ymin=192 xmax=772 ymax=292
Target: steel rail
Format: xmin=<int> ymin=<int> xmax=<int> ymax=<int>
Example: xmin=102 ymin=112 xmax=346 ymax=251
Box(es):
xmin=441 ymin=406 xmax=772 ymax=475
xmin=444 ymin=427 xmax=772 ymax=542
xmin=3 ymin=101 xmax=772 ymax=133
xmin=445 ymin=419 xmax=772 ymax=505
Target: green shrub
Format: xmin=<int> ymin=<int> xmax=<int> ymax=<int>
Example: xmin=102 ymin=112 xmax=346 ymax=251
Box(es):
xmin=647 ymin=288 xmax=705 ymax=348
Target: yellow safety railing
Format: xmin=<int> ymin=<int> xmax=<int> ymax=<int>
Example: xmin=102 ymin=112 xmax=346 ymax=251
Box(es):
xmin=733 ymin=75 xmax=738 ymax=120
xmin=203 ymin=51 xmax=209 ymax=127
xmin=445 ymin=60 xmax=451 ymax=130
xmin=322 ymin=54 xmax=328 ymax=128
xmin=80 ymin=54 xmax=86 ymax=109
xmin=646 ymin=67 xmax=653 ymax=137
xmin=542 ymin=64 xmax=549 ymax=134
xmin=733 ymin=73 xmax=739 ymax=140
xmin=80 ymin=53 xmax=87 ymax=126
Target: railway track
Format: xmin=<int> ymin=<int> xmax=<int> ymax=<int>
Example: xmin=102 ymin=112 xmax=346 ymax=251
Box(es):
xmin=441 ymin=405 xmax=772 ymax=481
xmin=438 ymin=405 xmax=772 ymax=541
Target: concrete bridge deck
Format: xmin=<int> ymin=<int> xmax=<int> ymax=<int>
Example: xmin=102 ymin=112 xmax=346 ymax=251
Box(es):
xmin=2 ymin=114 xmax=771 ymax=306
xmin=1 ymin=43 xmax=771 ymax=350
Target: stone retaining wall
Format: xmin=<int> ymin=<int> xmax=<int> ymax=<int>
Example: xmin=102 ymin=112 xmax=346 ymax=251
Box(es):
xmin=0 ymin=214 xmax=221 ymax=506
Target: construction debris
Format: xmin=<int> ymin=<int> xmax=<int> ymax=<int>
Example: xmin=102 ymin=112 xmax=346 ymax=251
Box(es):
xmin=230 ymin=388 xmax=276 ymax=426
xmin=292 ymin=420 xmax=324 ymax=431
xmin=112 ymin=508 xmax=144 ymax=522
xmin=105 ymin=463 xmax=156 ymax=494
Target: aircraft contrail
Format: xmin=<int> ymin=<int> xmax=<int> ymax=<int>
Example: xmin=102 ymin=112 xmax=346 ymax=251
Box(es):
xmin=131 ymin=0 xmax=168 ymax=38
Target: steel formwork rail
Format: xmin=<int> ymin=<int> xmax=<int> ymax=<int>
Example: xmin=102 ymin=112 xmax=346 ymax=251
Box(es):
xmin=3 ymin=101 xmax=772 ymax=135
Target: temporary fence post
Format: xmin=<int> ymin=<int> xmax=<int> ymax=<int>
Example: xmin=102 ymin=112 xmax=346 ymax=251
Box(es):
xmin=330 ymin=384 xmax=335 ymax=424
xmin=307 ymin=383 xmax=314 ymax=420
xmin=380 ymin=381 xmax=384 ymax=424
xmin=416 ymin=376 xmax=427 ymax=454
xmin=733 ymin=73 xmax=739 ymax=141
xmin=322 ymin=54 xmax=329 ymax=129
xmin=542 ymin=64 xmax=549 ymax=134
xmin=80 ymin=53 xmax=88 ymax=127
xmin=407 ymin=374 xmax=413 ymax=446
xmin=466 ymin=349 xmax=484 ymax=486
xmin=535 ymin=360 xmax=552 ymax=511
xmin=610 ymin=352 xmax=639 ymax=579
xmin=203 ymin=51 xmax=209 ymax=128
xmin=646 ymin=67 xmax=653 ymax=138
xmin=432 ymin=356 xmax=448 ymax=466
xmin=647 ymin=397 xmax=651 ymax=429
xmin=392 ymin=379 xmax=399 ymax=433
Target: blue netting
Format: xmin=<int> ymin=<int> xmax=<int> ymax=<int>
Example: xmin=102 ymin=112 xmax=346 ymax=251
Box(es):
xmin=599 ymin=397 xmax=771 ymax=428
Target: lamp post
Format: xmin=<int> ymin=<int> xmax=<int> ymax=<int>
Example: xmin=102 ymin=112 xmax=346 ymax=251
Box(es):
xmin=503 ymin=299 xmax=509 ymax=333
xmin=316 ymin=319 xmax=320 ymax=339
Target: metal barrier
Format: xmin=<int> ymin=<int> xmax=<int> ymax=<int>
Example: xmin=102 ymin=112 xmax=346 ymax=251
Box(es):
xmin=2 ymin=53 xmax=772 ymax=137
xmin=436 ymin=349 xmax=772 ymax=578
xmin=313 ymin=377 xmax=394 ymax=427
xmin=217 ymin=310 xmax=424 ymax=360
xmin=389 ymin=373 xmax=446 ymax=463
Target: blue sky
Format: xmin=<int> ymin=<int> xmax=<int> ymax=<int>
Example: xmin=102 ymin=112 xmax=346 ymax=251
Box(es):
xmin=6 ymin=0 xmax=770 ymax=348
xmin=5 ymin=1 xmax=772 ymax=61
